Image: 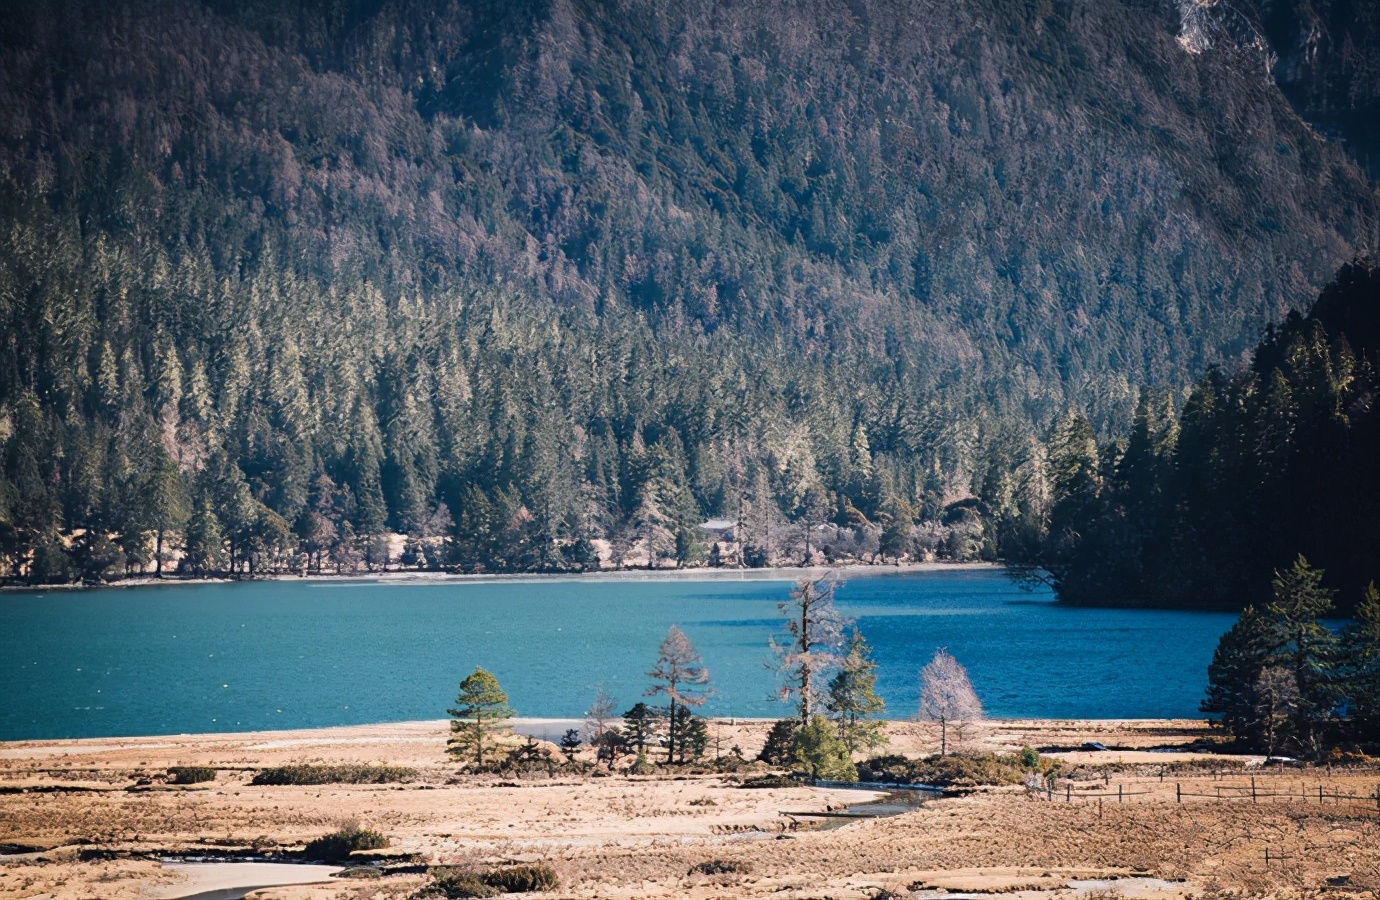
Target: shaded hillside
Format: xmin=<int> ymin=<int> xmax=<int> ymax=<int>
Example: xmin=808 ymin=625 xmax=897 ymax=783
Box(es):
xmin=1244 ymin=0 xmax=1380 ymax=177
xmin=998 ymin=259 xmax=1380 ymax=614
xmin=0 ymin=0 xmax=1374 ymax=578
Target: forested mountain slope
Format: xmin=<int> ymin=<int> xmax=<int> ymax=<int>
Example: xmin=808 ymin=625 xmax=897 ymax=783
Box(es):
xmin=0 ymin=0 xmax=1374 ymax=577
xmin=999 ymin=260 xmax=1380 ymax=614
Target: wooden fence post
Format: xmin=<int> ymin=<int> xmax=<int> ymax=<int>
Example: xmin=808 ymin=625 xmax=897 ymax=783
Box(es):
xmin=1066 ymin=783 xmax=1071 ymax=803
xmin=1176 ymin=783 xmax=1181 ymax=803
xmin=1118 ymin=784 xmax=1123 ymax=803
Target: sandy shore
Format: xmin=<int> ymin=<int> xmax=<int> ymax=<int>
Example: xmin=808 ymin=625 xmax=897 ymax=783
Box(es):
xmin=1 ymin=560 xmax=998 ymax=593
xmin=2 ymin=718 xmax=1377 ymax=899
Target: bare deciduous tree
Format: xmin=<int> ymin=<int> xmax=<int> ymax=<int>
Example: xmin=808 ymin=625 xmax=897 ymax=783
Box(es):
xmin=646 ymin=626 xmax=711 ymax=763
xmin=583 ymin=684 xmax=619 ymax=768
xmin=770 ymin=574 xmax=851 ymax=725
xmin=918 ymin=648 xmax=983 ymax=755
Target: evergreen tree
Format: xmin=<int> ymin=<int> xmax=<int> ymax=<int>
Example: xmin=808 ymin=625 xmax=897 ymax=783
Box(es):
xmin=1267 ymin=556 xmax=1340 ymax=756
xmin=1343 ymin=583 xmax=1380 ymax=741
xmin=673 ymin=707 xmax=710 ymax=763
xmin=182 ymin=501 xmax=227 ymax=576
xmin=447 ymin=667 xmax=516 ymax=768
xmin=1202 ymin=606 xmax=1284 ymax=746
xmin=757 ymin=718 xmax=799 ymax=766
xmin=621 ymin=702 xmax=657 ymax=755
xmin=646 ymin=626 xmax=711 ymax=763
xmin=148 ymin=456 xmax=190 ymax=577
xmin=825 ymin=629 xmax=888 ymax=753
xmin=558 ymin=729 xmax=582 ymax=764
xmin=790 ymin=714 xmax=857 ymax=782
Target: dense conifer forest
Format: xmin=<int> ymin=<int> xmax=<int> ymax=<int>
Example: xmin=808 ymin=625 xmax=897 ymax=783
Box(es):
xmin=1000 ymin=261 xmax=1379 ymax=615
xmin=0 ymin=0 xmax=1376 ymax=583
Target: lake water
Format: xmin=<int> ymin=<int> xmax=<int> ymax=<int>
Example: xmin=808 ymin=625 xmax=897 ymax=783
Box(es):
xmin=0 ymin=568 xmax=1238 ymax=741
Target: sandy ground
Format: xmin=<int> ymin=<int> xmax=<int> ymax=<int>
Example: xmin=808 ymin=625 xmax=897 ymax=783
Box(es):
xmin=1 ymin=560 xmax=997 ymax=594
xmin=2 ymin=718 xmax=1378 ymax=899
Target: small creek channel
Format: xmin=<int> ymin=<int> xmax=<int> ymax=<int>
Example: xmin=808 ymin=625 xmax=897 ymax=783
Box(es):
xmin=793 ymin=783 xmax=941 ymax=829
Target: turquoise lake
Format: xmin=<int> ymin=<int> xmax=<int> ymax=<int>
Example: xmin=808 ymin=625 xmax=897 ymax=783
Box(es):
xmin=0 ymin=568 xmax=1239 ymax=740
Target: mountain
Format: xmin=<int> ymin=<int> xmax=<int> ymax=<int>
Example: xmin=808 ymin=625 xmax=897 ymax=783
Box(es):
xmin=0 ymin=0 xmax=1375 ymax=578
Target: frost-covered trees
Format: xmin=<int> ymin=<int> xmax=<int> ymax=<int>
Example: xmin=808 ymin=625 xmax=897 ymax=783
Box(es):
xmin=771 ymin=574 xmax=850 ymax=724
xmin=918 ymin=649 xmax=983 ymax=755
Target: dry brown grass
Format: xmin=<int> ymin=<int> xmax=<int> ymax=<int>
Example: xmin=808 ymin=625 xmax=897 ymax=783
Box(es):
xmin=2 ymin=719 xmax=1378 ymax=899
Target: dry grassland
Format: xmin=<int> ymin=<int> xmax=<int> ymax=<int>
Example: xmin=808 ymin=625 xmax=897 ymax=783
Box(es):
xmin=2 ymin=719 xmax=1377 ymax=899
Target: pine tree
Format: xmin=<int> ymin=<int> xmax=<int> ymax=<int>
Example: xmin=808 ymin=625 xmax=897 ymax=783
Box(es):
xmin=182 ymin=500 xmax=227 ymax=576
xmin=645 ymin=626 xmax=711 ymax=763
xmin=790 ymin=714 xmax=857 ymax=782
xmin=558 ymin=728 xmax=582 ymax=763
xmin=1202 ymin=606 xmax=1283 ymax=746
xmin=1344 ymin=583 xmax=1380 ymax=741
xmin=673 ymin=707 xmax=709 ymax=763
xmin=757 ymin=718 xmax=799 ymax=766
xmin=621 ymin=702 xmax=657 ymax=755
xmin=447 ymin=667 xmax=515 ymax=768
xmin=1268 ymin=556 xmax=1340 ymax=757
xmin=825 ymin=629 xmax=888 ymax=753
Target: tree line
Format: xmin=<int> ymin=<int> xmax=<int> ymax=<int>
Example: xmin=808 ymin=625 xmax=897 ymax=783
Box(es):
xmin=1203 ymin=557 xmax=1379 ymax=758
xmin=445 ymin=574 xmax=984 ymax=778
xmin=988 ymin=260 xmax=1380 ymax=617
xmin=3 ymin=0 xmax=1373 ymax=585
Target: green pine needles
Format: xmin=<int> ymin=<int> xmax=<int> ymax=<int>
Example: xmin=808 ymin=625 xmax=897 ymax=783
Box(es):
xmin=447 ymin=668 xmax=516 ymax=768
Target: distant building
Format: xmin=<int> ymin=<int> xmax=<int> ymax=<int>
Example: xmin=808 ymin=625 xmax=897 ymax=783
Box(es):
xmin=698 ymin=518 xmax=738 ymax=541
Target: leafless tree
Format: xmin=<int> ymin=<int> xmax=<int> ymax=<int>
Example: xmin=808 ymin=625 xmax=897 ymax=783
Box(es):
xmin=918 ymin=648 xmax=983 ymax=755
xmin=646 ymin=626 xmax=711 ymax=763
xmin=770 ymin=573 xmax=851 ymax=725
xmin=1253 ymin=665 xmax=1299 ymax=759
xmin=583 ymin=684 xmax=620 ymax=768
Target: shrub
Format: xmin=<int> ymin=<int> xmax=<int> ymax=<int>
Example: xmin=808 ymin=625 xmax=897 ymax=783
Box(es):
xmin=689 ymin=858 xmax=752 ymax=876
xmin=421 ymin=864 xmax=558 ymax=898
xmin=736 ymin=773 xmax=798 ymax=788
xmin=857 ymin=752 xmax=1037 ymax=787
xmin=758 ymin=719 xmax=799 ymax=765
xmin=483 ymin=865 xmax=559 ymax=892
xmin=630 ymin=750 xmax=655 ymax=775
xmin=1019 ymin=746 xmax=1041 ymax=769
xmin=303 ymin=821 xmax=389 ymax=862
xmin=422 ymin=869 xmax=498 ymax=899
xmin=167 ymin=766 xmax=216 ymax=784
xmin=251 ymin=763 xmax=417 ymax=785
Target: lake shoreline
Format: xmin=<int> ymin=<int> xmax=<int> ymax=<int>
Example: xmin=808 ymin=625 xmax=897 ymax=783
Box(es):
xmin=0 ymin=714 xmax=1221 ymax=755
xmin=1 ymin=559 xmax=1000 ymax=594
